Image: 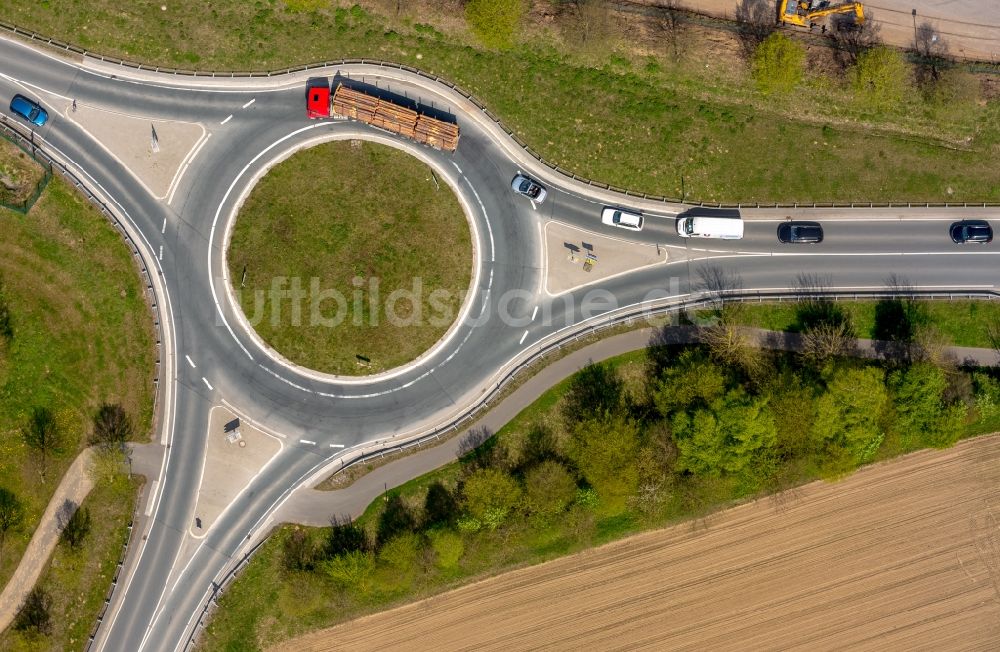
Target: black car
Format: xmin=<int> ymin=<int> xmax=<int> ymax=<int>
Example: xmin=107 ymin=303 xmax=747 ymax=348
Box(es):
xmin=950 ymin=220 xmax=993 ymax=244
xmin=777 ymin=221 xmax=823 ymax=244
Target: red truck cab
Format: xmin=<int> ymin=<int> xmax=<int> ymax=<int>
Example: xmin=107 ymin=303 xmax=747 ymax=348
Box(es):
xmin=306 ymin=86 xmax=330 ymax=118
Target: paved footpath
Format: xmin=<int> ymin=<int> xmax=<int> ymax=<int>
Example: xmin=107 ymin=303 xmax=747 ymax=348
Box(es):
xmin=0 ymin=448 xmax=95 ymax=633
xmin=3 ymin=324 xmax=997 ymax=625
xmin=277 ymin=324 xmax=999 ymax=526
xmin=656 ymin=0 xmax=1000 ymax=62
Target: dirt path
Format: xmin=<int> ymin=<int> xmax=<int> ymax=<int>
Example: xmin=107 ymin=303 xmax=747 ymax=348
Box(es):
xmin=655 ymin=0 xmax=1000 ymax=62
xmin=0 ymin=448 xmax=95 ymax=632
xmin=273 ymin=434 xmax=1000 ymax=651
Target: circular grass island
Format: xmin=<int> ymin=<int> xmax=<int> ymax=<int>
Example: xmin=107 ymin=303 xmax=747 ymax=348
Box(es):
xmin=228 ymin=140 xmax=472 ymax=376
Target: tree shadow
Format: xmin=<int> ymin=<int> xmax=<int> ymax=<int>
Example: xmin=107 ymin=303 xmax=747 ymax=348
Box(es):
xmin=735 ymin=0 xmax=777 ymax=59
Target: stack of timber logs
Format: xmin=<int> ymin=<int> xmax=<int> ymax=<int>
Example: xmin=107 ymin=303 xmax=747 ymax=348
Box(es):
xmin=332 ymin=83 xmax=459 ymax=152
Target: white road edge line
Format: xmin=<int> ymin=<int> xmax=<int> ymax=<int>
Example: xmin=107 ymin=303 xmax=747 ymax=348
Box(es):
xmin=144 ymin=480 xmax=159 ymax=517
xmin=201 ymin=377 xmax=213 ymax=390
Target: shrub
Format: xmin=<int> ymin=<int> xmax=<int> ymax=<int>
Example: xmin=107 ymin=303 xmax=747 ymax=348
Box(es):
xmin=751 ymin=33 xmax=805 ymax=94
xmin=326 ymin=515 xmax=368 ymax=558
xmin=851 ymin=45 xmax=910 ymax=111
xmin=524 ymin=460 xmax=577 ymax=517
xmin=322 ymin=551 xmax=376 ymax=593
xmin=429 ymin=529 xmax=464 ymax=569
xmin=462 ymin=468 xmax=522 ymax=529
xmin=561 ymin=362 xmax=625 ymax=424
xmin=378 ymin=532 xmax=421 ymax=577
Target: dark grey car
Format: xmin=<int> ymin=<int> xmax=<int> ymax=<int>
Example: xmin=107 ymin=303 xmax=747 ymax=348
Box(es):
xmin=777 ymin=221 xmax=823 ymax=244
xmin=950 ymin=220 xmax=992 ymax=244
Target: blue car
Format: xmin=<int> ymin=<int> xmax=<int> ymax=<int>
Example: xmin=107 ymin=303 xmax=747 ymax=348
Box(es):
xmin=9 ymin=94 xmax=48 ymax=127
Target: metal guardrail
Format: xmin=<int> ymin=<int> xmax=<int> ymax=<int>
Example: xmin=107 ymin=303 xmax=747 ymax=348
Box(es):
xmin=2 ymin=18 xmax=999 ymax=210
xmin=179 ymin=285 xmax=1000 ymax=650
xmin=84 ymin=482 xmax=140 ymax=651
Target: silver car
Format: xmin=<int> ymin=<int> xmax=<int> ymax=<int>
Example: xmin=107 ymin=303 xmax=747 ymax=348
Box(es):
xmin=511 ymin=174 xmax=547 ymax=203
xmin=601 ymin=207 xmax=643 ymax=231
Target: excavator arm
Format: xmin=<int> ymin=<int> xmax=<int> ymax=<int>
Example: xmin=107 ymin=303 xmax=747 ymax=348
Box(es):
xmin=779 ymin=0 xmax=865 ymax=28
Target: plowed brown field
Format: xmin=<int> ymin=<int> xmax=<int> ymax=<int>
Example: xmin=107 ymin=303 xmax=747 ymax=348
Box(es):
xmin=273 ymin=435 xmax=1000 ymax=652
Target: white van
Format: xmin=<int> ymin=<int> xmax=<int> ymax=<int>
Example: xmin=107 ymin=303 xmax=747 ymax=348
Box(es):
xmin=676 ymin=215 xmax=744 ymax=240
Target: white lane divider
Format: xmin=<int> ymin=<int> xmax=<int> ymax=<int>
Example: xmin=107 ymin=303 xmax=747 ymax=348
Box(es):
xmin=201 ymin=377 xmax=213 ymax=390
xmin=519 ymin=330 xmax=529 ymax=345
xmin=158 ymin=245 xmax=163 ymax=261
xmin=241 ymin=98 xmax=256 ymax=109
xmin=531 ymin=305 xmax=539 ymax=321
xmin=300 ymin=439 xmax=317 ymax=445
xmin=161 ymin=217 xmax=166 ymax=234
xmin=220 ymin=114 xmax=233 ymax=125
xmin=330 ymin=444 xmax=345 ymax=448
xmin=185 ymin=355 xmax=196 ymax=368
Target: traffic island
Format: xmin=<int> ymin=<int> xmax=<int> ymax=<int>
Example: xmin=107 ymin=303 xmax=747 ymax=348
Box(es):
xmin=543 ymin=220 xmax=669 ymax=296
xmin=226 ymin=139 xmax=473 ymax=376
xmin=190 ymin=406 xmax=283 ymax=537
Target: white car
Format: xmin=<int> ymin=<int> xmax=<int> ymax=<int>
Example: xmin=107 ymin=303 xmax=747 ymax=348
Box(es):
xmin=511 ymin=174 xmax=547 ymax=203
xmin=601 ymin=207 xmax=643 ymax=231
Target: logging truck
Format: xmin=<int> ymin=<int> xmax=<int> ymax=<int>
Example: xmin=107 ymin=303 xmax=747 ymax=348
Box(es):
xmin=307 ymin=82 xmax=460 ymax=153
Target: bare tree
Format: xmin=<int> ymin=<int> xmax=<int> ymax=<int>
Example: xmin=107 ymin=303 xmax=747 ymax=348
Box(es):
xmin=735 ymin=0 xmax=777 ymax=59
xmin=700 ymin=314 xmax=765 ymax=377
xmin=830 ymin=10 xmax=881 ymax=68
xmin=913 ymin=21 xmax=950 ymax=92
xmin=801 ymin=320 xmax=857 ymax=363
xmin=561 ymin=0 xmax=617 ymax=54
xmin=657 ymin=0 xmax=686 ymax=62
xmin=22 ymin=406 xmax=64 ymax=480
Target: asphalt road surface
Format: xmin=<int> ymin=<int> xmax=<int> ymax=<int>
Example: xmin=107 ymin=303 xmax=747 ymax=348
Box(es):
xmin=0 ymin=33 xmax=998 ymax=652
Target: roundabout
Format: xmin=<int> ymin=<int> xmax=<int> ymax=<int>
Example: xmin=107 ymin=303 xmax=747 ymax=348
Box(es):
xmin=2 ymin=38 xmax=999 ymax=652
xmin=226 ymin=138 xmax=473 ymax=376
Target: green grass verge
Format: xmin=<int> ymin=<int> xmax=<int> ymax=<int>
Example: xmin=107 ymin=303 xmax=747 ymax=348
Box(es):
xmin=730 ymin=299 xmax=1000 ymax=348
xmin=0 ymin=474 xmax=140 ymax=651
xmin=2 ymin=3 xmax=999 ymax=203
xmin=0 ymin=176 xmax=155 ymax=597
xmin=0 ymin=138 xmax=46 ymax=207
xmin=227 ymin=140 xmax=471 ymax=375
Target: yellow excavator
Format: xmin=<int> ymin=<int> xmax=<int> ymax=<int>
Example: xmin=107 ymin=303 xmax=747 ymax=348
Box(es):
xmin=779 ymin=0 xmax=865 ymax=28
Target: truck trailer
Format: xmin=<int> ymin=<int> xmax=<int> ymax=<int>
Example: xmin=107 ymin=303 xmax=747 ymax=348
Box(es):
xmin=307 ymin=82 xmax=459 ymax=153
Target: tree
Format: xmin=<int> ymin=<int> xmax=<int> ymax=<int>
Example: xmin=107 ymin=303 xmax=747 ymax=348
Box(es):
xmin=91 ymin=403 xmax=133 ymax=450
xmin=524 ymin=460 xmax=578 ymax=517
xmin=561 ymin=361 xmax=624 ymax=424
xmin=14 ymin=587 xmax=52 ymax=635
xmin=461 ymin=467 xmax=522 ymax=529
xmin=423 ymin=481 xmax=458 ymax=528
xmin=326 ymin=514 xmax=369 ymax=558
xmin=0 ymin=487 xmax=24 ymax=564
xmin=465 ymin=0 xmax=525 ymax=50
xmin=567 ymin=413 xmax=640 ymax=510
xmin=700 ymin=316 xmax=765 ymax=378
xmin=751 ymin=33 xmax=805 ymax=94
xmin=22 ymin=406 xmax=64 ymax=479
xmin=376 ymin=495 xmax=416 ymax=548
xmin=830 ymin=10 xmax=881 ymax=68
xmin=811 ymin=366 xmax=888 ymax=474
xmin=672 ymin=392 xmax=778 ymax=481
xmin=801 ymin=320 xmax=856 ymax=364
xmin=735 ymin=0 xmax=776 ymax=59
xmin=60 ymin=503 xmax=91 ymax=549
xmin=851 ymin=45 xmax=910 ymax=111
xmin=0 ymin=274 xmax=12 ymax=343
xmin=657 ymin=0 xmax=686 ymax=61
xmin=562 ymin=0 xmax=616 ymax=55
xmin=891 ymin=363 xmax=966 ymax=449
xmin=913 ymin=21 xmax=948 ymax=92
xmin=653 ymin=348 xmax=728 ymax=415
